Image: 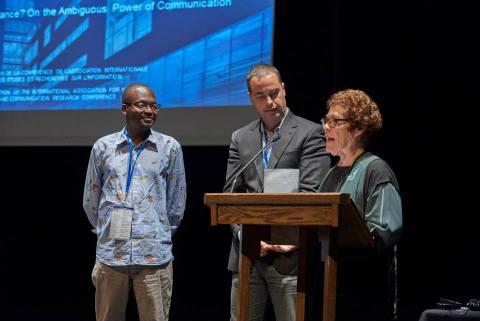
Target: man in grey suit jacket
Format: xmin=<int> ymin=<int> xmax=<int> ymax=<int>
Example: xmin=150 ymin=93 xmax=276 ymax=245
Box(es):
xmin=224 ymin=64 xmax=330 ymax=321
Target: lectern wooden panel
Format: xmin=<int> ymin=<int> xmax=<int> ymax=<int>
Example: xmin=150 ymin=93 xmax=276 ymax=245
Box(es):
xmin=204 ymin=193 xmax=374 ymax=321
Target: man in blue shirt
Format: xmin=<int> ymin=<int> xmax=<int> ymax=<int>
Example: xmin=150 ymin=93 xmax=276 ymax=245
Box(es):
xmin=83 ymin=83 xmax=186 ymax=321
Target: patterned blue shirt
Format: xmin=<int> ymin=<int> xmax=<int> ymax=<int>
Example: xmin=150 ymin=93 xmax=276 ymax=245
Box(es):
xmin=83 ymin=128 xmax=186 ymax=266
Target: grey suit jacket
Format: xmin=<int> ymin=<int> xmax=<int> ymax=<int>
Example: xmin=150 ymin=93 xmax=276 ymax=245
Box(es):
xmin=223 ymin=110 xmax=330 ymax=274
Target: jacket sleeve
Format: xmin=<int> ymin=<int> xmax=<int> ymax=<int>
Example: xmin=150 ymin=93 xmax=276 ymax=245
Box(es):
xmin=299 ymin=123 xmax=330 ymax=192
xmin=224 ymin=130 xmax=243 ymax=238
xmin=365 ymin=182 xmax=403 ymax=248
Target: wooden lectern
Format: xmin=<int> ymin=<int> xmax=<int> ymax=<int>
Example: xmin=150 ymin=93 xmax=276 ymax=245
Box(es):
xmin=204 ymin=192 xmax=374 ymax=321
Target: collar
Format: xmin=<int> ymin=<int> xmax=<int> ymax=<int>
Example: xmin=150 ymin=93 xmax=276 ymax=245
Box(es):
xmin=260 ymin=108 xmax=289 ymax=137
xmin=114 ymin=127 xmax=159 ymax=147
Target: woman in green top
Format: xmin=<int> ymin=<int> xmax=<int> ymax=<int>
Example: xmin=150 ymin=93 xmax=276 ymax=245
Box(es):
xmin=313 ymin=89 xmax=402 ymax=321
xmin=320 ymin=89 xmax=402 ymax=248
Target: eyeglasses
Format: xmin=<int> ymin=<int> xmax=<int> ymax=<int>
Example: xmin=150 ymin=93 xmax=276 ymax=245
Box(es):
xmin=321 ymin=116 xmax=351 ymax=128
xmin=126 ymin=101 xmax=161 ymax=111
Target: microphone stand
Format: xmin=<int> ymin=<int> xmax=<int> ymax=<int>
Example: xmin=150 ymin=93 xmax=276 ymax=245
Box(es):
xmin=226 ymin=132 xmax=280 ymax=193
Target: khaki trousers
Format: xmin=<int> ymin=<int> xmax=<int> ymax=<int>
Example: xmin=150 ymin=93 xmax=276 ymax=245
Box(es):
xmin=91 ymin=260 xmax=173 ymax=321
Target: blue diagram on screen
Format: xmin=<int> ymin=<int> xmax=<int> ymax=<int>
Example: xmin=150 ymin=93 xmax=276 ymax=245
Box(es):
xmin=0 ymin=0 xmax=274 ymax=110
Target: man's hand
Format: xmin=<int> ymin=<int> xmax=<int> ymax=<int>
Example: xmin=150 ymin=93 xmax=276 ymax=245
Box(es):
xmin=260 ymin=241 xmax=298 ymax=257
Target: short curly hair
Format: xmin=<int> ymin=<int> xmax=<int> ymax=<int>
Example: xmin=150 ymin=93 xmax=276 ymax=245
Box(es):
xmin=326 ymin=89 xmax=383 ymax=146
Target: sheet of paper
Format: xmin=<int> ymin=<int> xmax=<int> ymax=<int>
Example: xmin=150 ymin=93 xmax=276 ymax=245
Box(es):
xmin=264 ymin=168 xmax=299 ymax=193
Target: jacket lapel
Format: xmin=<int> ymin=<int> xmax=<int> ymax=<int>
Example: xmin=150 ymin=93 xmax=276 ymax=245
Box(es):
xmin=269 ymin=111 xmax=297 ymax=169
xmin=247 ymin=120 xmax=265 ymax=186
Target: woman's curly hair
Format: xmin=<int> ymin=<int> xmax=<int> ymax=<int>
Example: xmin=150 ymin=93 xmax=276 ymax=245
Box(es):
xmin=326 ymin=89 xmax=383 ymax=146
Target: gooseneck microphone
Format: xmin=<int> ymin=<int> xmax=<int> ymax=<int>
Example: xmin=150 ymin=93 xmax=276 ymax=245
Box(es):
xmin=226 ymin=132 xmax=281 ymax=193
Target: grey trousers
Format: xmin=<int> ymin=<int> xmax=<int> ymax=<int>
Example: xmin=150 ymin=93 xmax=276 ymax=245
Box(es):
xmin=230 ymin=260 xmax=297 ymax=321
xmin=91 ymin=260 xmax=173 ymax=321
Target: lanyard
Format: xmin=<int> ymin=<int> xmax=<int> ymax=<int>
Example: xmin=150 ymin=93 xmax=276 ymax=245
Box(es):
xmin=124 ymin=129 xmax=145 ymax=195
xmin=262 ymin=110 xmax=287 ymax=169
xmin=263 ymin=130 xmax=273 ymax=169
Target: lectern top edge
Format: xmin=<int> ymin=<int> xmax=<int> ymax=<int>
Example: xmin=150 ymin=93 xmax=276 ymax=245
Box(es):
xmin=204 ymin=192 xmax=351 ymax=206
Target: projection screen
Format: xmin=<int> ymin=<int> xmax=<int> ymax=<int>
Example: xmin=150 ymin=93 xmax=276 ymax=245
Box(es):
xmin=0 ymin=0 xmax=274 ymax=145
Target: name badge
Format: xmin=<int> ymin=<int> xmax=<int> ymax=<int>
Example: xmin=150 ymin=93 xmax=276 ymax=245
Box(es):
xmin=109 ymin=207 xmax=133 ymax=240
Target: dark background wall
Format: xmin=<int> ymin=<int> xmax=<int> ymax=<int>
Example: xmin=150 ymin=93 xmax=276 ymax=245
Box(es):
xmin=2 ymin=1 xmax=476 ymax=321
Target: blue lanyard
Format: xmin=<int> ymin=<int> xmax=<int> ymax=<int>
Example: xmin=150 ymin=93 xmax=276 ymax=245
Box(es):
xmin=124 ymin=130 xmax=145 ymax=195
xmin=263 ymin=131 xmax=272 ymax=169
xmin=262 ymin=112 xmax=285 ymax=169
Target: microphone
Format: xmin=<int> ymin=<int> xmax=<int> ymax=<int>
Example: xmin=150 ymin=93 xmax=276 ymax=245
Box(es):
xmin=226 ymin=132 xmax=281 ymax=193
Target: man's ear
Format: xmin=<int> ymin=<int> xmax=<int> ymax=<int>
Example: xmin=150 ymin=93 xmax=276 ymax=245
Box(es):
xmin=121 ymin=104 xmax=127 ymax=115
